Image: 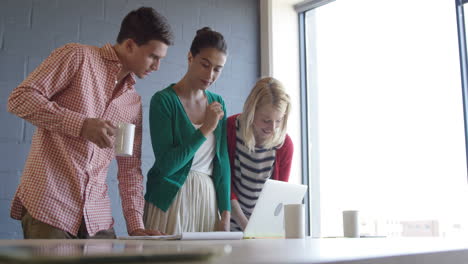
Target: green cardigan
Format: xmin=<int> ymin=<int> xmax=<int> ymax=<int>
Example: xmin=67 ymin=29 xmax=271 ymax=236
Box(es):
xmin=144 ymin=84 xmax=231 ymax=213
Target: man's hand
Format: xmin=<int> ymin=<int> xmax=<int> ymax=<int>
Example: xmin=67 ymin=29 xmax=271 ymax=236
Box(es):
xmin=80 ymin=118 xmax=116 ymax=148
xmin=129 ymin=228 xmax=165 ymax=236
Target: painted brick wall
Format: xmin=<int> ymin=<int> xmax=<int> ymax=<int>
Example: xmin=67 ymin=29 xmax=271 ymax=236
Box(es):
xmin=0 ymin=0 xmax=259 ymax=239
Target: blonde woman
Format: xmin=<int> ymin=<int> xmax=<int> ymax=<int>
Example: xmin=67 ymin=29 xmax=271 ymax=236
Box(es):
xmin=227 ymin=77 xmax=293 ymax=231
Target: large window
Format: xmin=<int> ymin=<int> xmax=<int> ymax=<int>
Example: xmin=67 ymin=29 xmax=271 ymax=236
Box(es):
xmin=300 ymin=0 xmax=468 ymax=237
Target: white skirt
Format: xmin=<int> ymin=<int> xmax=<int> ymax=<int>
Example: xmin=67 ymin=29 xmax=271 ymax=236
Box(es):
xmin=143 ymin=170 xmax=219 ymax=235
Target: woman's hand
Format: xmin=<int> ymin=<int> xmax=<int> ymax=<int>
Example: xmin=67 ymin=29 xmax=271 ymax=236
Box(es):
xmin=216 ymin=211 xmax=231 ymax=231
xmin=200 ymin=102 xmax=224 ymax=136
xmin=231 ymin=200 xmax=249 ymax=230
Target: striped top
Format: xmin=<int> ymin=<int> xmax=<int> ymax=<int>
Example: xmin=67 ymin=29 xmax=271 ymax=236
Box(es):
xmin=230 ymin=118 xmax=278 ymax=231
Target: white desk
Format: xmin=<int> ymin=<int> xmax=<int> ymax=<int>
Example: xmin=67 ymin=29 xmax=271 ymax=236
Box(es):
xmin=1 ymin=237 xmax=468 ymax=263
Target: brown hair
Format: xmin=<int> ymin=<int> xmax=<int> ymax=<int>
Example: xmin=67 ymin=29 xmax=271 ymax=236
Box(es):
xmin=117 ymin=7 xmax=173 ymax=46
xmin=190 ymin=27 xmax=227 ymax=56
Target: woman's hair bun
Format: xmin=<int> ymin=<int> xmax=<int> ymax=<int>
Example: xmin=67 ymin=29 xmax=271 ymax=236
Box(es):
xmin=190 ymin=26 xmax=227 ymax=56
xmin=196 ymin=27 xmax=212 ymax=35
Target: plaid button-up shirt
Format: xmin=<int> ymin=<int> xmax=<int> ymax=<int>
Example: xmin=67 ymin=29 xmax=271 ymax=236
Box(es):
xmin=8 ymin=43 xmax=145 ymax=236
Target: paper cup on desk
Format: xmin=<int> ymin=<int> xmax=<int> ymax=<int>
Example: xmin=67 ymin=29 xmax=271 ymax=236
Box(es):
xmin=343 ymin=210 xmax=359 ymax=238
xmin=284 ymin=204 xmax=305 ymax=239
xmin=115 ymin=123 xmax=135 ymax=157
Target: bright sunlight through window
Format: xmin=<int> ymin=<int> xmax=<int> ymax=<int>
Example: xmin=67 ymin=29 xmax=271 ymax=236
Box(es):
xmin=305 ymin=0 xmax=468 ymax=238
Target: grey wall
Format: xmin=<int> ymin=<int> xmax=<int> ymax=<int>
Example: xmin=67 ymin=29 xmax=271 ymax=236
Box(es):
xmin=0 ymin=0 xmax=260 ymax=239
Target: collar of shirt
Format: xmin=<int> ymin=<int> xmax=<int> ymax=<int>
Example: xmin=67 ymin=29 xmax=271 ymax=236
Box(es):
xmin=99 ymin=43 xmax=136 ymax=88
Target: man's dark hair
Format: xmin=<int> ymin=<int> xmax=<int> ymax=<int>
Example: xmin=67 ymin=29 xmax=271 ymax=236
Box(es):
xmin=117 ymin=7 xmax=173 ymax=46
xmin=190 ymin=27 xmax=227 ymax=57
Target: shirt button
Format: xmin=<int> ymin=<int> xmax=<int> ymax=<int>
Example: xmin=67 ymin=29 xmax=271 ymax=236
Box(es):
xmin=115 ymin=80 xmax=118 ymax=84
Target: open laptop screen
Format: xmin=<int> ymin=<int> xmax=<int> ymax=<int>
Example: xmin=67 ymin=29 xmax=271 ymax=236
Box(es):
xmin=243 ymin=179 xmax=308 ymax=238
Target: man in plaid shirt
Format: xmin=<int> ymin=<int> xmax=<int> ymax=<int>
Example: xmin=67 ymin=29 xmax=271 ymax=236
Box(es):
xmin=7 ymin=7 xmax=173 ymax=239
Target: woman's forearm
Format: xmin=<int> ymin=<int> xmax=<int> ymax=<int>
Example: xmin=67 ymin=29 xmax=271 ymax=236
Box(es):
xmin=230 ymin=199 xmax=249 ymax=230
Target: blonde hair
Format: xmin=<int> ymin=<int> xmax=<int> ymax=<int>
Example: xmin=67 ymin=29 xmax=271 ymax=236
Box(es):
xmin=239 ymin=77 xmax=291 ymax=152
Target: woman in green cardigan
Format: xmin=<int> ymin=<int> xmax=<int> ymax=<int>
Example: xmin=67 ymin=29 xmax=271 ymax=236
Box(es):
xmin=143 ymin=27 xmax=231 ymax=234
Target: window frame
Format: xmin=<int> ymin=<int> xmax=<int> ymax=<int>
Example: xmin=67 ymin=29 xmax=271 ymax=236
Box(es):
xmin=295 ymin=0 xmax=336 ymax=238
xmin=298 ymin=0 xmax=468 ymax=237
xmin=456 ymin=0 xmax=468 ymax=179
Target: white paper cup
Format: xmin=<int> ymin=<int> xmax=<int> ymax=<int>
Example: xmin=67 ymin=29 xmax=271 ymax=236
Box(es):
xmin=343 ymin=210 xmax=359 ymax=238
xmin=284 ymin=204 xmax=306 ymax=239
xmin=115 ymin=123 xmax=135 ymax=157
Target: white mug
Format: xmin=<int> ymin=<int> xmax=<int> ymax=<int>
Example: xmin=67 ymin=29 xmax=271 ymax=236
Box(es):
xmin=284 ymin=204 xmax=306 ymax=239
xmin=115 ymin=123 xmax=135 ymax=157
xmin=343 ymin=210 xmax=359 ymax=238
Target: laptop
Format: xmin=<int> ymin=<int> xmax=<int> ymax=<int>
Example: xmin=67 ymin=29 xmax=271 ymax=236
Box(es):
xmin=243 ymin=179 xmax=308 ymax=238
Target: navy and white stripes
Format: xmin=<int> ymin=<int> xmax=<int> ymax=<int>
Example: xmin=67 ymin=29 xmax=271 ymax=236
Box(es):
xmin=230 ymin=119 xmax=277 ymax=231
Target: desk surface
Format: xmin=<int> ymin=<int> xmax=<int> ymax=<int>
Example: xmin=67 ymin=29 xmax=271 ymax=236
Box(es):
xmin=1 ymin=237 xmax=468 ymax=264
